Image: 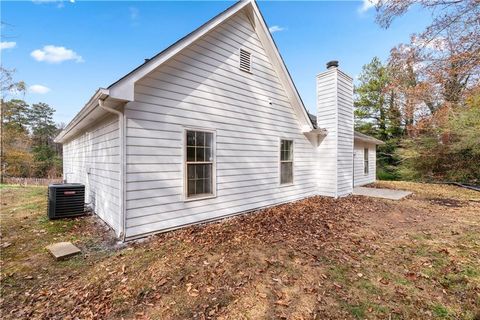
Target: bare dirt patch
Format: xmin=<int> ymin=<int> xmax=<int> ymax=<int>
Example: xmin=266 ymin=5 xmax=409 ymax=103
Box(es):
xmin=1 ymin=182 xmax=479 ymax=319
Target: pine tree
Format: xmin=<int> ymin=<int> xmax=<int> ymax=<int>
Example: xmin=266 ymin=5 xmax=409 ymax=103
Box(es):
xmin=354 ymin=57 xmax=403 ymax=180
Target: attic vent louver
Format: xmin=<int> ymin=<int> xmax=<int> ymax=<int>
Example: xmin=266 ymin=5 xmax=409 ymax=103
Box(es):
xmin=239 ymin=48 xmax=251 ymax=73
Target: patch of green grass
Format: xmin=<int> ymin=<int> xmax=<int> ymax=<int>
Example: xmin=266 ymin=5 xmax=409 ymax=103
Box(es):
xmin=328 ymin=264 xmax=350 ymax=284
xmin=439 ymin=273 xmax=468 ymax=290
xmin=56 ymin=255 xmax=88 ymax=269
xmin=26 ymin=187 xmax=47 ymax=197
xmin=411 ymin=243 xmax=430 ymax=257
xmin=357 ymin=279 xmax=382 ymax=295
xmin=38 ymin=215 xmax=76 ymax=234
xmin=394 ymin=277 xmax=412 ymax=286
xmin=0 ymin=184 xmax=22 ymax=190
xmin=344 ymin=302 xmax=367 ymax=319
xmin=21 ymin=202 xmax=42 ymax=211
xmin=461 ymin=266 xmax=479 ymax=278
xmin=432 ymin=303 xmax=449 ymax=318
xmin=372 ymin=304 xmax=390 ymax=314
xmin=379 ymin=271 xmax=393 ymax=281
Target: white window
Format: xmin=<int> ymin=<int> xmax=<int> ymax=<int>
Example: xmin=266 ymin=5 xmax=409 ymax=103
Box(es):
xmin=280 ymin=139 xmax=293 ymax=184
xmin=185 ymin=130 xmax=215 ymax=199
xmin=239 ymin=48 xmax=252 ymax=73
xmin=364 ymin=148 xmax=369 ymax=175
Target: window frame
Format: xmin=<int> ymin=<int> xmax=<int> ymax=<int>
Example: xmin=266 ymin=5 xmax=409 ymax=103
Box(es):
xmin=279 ymin=138 xmax=294 ymax=186
xmin=239 ymin=48 xmax=252 ymax=73
xmin=183 ymin=127 xmax=217 ymax=202
xmin=364 ymin=147 xmax=369 ymax=175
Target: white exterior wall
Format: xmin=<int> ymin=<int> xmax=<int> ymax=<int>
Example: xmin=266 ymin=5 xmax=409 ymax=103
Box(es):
xmin=315 ymin=70 xmax=337 ymax=197
xmin=62 ymin=115 xmax=121 ymax=234
xmin=336 ymin=71 xmax=354 ymax=196
xmin=353 ymin=141 xmax=376 ymax=186
xmin=123 ymin=12 xmax=319 ymax=239
xmin=316 ymin=68 xmax=353 ymax=197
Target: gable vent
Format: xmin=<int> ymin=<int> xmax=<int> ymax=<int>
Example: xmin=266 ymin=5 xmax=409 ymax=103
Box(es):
xmin=239 ymin=48 xmax=252 ymax=73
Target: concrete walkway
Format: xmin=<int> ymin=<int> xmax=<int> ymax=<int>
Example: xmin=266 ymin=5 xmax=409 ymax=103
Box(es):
xmin=353 ymin=186 xmax=412 ymax=200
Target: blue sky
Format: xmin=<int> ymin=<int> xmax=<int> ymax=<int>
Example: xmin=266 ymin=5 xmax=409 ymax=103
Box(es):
xmin=1 ymin=0 xmax=431 ymax=123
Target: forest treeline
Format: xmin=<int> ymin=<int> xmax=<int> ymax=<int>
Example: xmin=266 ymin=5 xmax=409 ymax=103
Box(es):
xmin=1 ymin=0 xmax=479 ymax=183
xmin=0 ymin=96 xmax=63 ymax=179
xmin=354 ymin=0 xmax=479 ymax=183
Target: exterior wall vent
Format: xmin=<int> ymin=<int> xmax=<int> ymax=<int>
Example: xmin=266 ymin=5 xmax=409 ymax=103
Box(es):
xmin=239 ymin=48 xmax=252 ymax=73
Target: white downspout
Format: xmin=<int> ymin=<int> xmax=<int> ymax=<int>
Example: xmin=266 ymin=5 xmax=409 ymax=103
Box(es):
xmin=98 ymin=99 xmax=126 ymax=241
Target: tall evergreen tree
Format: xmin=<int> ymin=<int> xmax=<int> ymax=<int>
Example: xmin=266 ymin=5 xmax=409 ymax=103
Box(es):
xmin=29 ymin=102 xmax=57 ymax=146
xmin=3 ymin=99 xmax=30 ymax=132
xmin=29 ymin=103 xmax=60 ymax=177
xmin=354 ymin=57 xmax=403 ymax=140
xmin=354 ymin=57 xmax=403 ymax=180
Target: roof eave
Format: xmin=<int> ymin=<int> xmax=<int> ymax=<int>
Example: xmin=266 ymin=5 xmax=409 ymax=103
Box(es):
xmin=54 ymin=88 xmax=110 ymax=144
xmin=354 ymin=131 xmax=385 ymax=145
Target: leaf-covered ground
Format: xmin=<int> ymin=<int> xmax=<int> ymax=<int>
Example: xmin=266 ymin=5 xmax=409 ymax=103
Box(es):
xmin=1 ymin=182 xmax=479 ymax=319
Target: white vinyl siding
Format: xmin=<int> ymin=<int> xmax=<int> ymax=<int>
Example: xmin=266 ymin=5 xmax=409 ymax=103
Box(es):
xmin=124 ymin=11 xmax=318 ymax=239
xmin=316 ymin=70 xmax=338 ymax=197
xmin=353 ymin=141 xmax=376 ymax=186
xmin=62 ymin=114 xmax=121 ymax=235
xmin=336 ymin=71 xmax=354 ymax=196
xmin=316 ymin=68 xmax=354 ymax=197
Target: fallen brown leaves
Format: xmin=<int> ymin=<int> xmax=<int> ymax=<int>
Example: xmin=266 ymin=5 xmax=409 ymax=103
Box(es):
xmin=1 ymin=183 xmax=480 ymax=319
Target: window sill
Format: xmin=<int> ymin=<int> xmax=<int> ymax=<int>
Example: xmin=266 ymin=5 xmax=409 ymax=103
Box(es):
xmin=184 ymin=194 xmax=216 ymax=202
xmin=279 ymin=183 xmax=294 ymax=187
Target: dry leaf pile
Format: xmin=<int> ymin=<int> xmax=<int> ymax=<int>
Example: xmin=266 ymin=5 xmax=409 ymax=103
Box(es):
xmin=1 ymin=183 xmax=479 ymax=319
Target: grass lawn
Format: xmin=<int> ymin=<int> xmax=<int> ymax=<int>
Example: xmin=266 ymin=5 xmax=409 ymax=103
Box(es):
xmin=1 ymin=182 xmax=479 ymax=319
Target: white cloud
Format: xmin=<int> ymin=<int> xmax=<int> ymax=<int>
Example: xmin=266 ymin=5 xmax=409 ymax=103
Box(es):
xmin=31 ymin=45 xmax=84 ymax=63
xmin=269 ymin=25 xmax=286 ymax=34
xmin=32 ymin=0 xmax=75 ymax=9
xmin=358 ymin=0 xmax=379 ymax=13
xmin=29 ymin=84 xmax=51 ymax=94
xmin=1 ymin=41 xmax=16 ymax=50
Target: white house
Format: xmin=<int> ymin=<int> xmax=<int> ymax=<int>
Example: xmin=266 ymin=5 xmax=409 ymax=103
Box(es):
xmin=55 ymin=0 xmax=383 ymax=241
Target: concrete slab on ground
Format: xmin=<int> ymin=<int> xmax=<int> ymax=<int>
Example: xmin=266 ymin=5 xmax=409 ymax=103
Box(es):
xmin=353 ymin=187 xmax=412 ymax=200
xmin=46 ymin=242 xmax=81 ymax=260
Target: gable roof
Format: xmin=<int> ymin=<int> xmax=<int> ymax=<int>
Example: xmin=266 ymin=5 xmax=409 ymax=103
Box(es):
xmin=106 ymin=0 xmax=314 ymax=128
xmin=56 ymin=0 xmax=315 ymax=143
xmin=107 ymin=0 xmax=249 ymax=97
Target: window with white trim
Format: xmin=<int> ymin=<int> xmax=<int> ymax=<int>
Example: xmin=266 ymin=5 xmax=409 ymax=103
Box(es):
xmin=239 ymin=48 xmax=252 ymax=73
xmin=364 ymin=148 xmax=369 ymax=175
xmin=280 ymin=139 xmax=293 ymax=184
xmin=185 ymin=130 xmax=214 ymax=198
